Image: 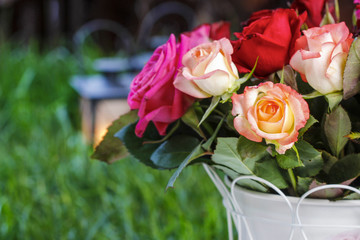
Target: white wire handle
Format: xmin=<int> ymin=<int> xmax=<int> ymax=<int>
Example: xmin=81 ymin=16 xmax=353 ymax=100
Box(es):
xmin=202 ymin=164 xmax=360 ymax=240
xmin=295 ymin=184 xmax=360 ymax=240
xmin=230 ymin=175 xmax=296 ymax=240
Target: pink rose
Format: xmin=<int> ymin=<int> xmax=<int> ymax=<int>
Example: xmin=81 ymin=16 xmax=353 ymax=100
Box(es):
xmin=174 ymin=38 xmax=239 ymax=98
xmin=290 ymin=22 xmax=353 ymax=95
xmin=128 ymin=34 xmax=194 ymax=137
xmin=128 ymin=24 xmax=222 ymax=137
xmin=231 ymin=82 xmax=309 ymax=154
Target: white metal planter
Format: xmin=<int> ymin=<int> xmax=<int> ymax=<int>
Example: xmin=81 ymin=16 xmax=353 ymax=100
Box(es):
xmin=203 ymin=164 xmax=360 ymax=240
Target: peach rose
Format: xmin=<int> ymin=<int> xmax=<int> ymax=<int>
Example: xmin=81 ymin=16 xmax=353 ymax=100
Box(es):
xmin=174 ymin=38 xmax=239 ymax=98
xmin=231 ymin=82 xmax=309 ymax=154
xmin=290 ymin=22 xmax=353 ymax=95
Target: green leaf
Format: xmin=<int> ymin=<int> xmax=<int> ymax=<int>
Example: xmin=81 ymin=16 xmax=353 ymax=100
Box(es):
xmin=166 ymin=143 xmax=205 ymax=190
xmin=346 ymin=132 xmax=360 ymax=141
xmin=150 ymin=135 xmax=200 ymax=169
xmin=343 ymin=38 xmax=360 ymax=100
xmin=344 ymin=190 xmax=360 ymax=200
xmin=299 ymin=115 xmax=318 ymax=137
xmin=294 ymin=140 xmax=323 ymax=177
xmin=202 ymin=115 xmax=225 ymax=151
xmin=212 ymin=137 xmax=287 ymax=191
xmin=325 ymin=92 xmax=343 ymax=111
xmin=276 ymin=147 xmax=303 ymax=169
xmin=214 ymin=165 xmax=268 ymax=192
xmin=198 ymin=96 xmax=220 ymax=126
xmin=254 ymin=156 xmax=288 ymax=189
xmin=302 ymin=90 xmax=323 ymax=99
xmin=328 ymin=153 xmax=360 ymax=183
xmin=181 ymin=106 xmax=206 ymax=139
xmin=321 ymin=150 xmax=338 ymax=174
xmin=320 ymin=2 xmax=335 ymax=26
xmin=237 ymin=136 xmax=268 ymax=170
xmin=324 ymin=105 xmax=351 ymax=157
xmin=297 ymin=176 xmax=313 ymax=196
xmin=212 ymin=137 xmax=253 ymax=175
xmin=91 ymin=110 xmax=138 ymax=163
xmin=115 ymin=121 xmax=162 ymax=169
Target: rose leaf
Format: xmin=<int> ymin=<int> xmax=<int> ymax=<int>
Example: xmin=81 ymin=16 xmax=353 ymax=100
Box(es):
xmin=212 ymin=137 xmax=253 ymax=175
xmin=198 ymin=96 xmax=220 ymax=126
xmin=254 ymin=155 xmax=289 ymax=189
xmin=276 ymin=147 xmax=303 ymax=170
xmin=343 ymin=38 xmax=360 ymax=100
xmin=150 ymin=135 xmax=201 ymax=169
xmin=297 ymin=176 xmax=313 ymax=196
xmin=92 ymin=110 xmax=138 ymax=163
xmin=181 ymin=106 xmax=207 ymax=139
xmin=115 ymin=121 xmax=163 ymax=169
xmin=324 ymin=105 xmax=351 ymax=157
xmin=328 ymin=153 xmax=360 ymax=183
xmin=166 ymin=142 xmax=206 ymax=190
xmin=212 ymin=165 xmax=268 ymax=192
xmin=237 ymin=136 xmax=268 ymax=170
xmin=293 ymin=140 xmax=323 ymax=177
xmin=298 ymin=115 xmax=318 ymax=137
xmin=325 ymin=92 xmax=343 ymax=111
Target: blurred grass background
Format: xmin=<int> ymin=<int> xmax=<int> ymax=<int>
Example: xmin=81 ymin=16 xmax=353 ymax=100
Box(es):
xmin=0 ymin=42 xmax=226 ymax=239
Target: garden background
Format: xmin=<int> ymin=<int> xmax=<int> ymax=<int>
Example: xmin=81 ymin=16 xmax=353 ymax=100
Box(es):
xmin=0 ymin=0 xmax=353 ymax=239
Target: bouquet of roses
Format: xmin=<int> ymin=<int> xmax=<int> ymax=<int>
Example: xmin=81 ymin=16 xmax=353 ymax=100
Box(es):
xmin=93 ymin=0 xmax=360 ymax=199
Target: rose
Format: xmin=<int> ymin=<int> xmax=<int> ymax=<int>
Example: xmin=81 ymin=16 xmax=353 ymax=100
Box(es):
xmin=180 ymin=21 xmax=231 ymax=56
xmin=231 ymin=82 xmax=309 ymax=154
xmin=174 ymin=38 xmax=239 ymax=98
xmin=127 ymin=34 xmax=193 ymax=137
xmin=231 ymin=9 xmax=306 ymax=78
xmin=128 ymin=23 xmax=225 ymax=137
xmin=291 ymin=0 xmax=335 ymax=27
xmin=290 ymin=22 xmax=353 ymax=95
xmin=355 ymin=0 xmax=360 ymax=28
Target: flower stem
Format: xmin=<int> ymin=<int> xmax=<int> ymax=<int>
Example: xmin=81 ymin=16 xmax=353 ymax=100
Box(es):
xmin=288 ymin=168 xmax=297 ymax=195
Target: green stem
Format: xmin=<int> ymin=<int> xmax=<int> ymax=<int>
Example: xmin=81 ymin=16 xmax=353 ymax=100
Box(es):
xmin=288 ymin=168 xmax=297 ymax=195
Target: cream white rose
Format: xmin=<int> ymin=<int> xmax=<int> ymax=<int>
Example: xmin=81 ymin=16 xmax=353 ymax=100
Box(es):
xmin=290 ymin=22 xmax=353 ymax=95
xmin=174 ymin=38 xmax=239 ymax=98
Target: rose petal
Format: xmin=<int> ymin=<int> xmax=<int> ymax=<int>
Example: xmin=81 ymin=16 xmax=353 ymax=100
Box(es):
xmin=234 ymin=115 xmax=262 ymax=142
xmin=174 ymin=70 xmax=211 ymax=98
xmin=325 ymin=51 xmax=347 ymax=91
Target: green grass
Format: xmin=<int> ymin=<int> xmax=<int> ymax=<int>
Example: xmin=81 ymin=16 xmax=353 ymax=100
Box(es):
xmin=0 ymin=42 xmax=226 ymax=239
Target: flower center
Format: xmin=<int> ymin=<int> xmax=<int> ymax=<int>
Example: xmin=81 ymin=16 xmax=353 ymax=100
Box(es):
xmin=262 ymin=103 xmax=279 ymax=115
xmin=255 ymin=98 xmax=285 ymax=133
xmin=193 ymin=47 xmax=211 ymax=59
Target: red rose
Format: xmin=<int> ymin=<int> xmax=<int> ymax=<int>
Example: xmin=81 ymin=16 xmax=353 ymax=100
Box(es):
xmin=208 ymin=21 xmax=231 ymax=40
xmin=231 ymin=9 xmax=306 ymax=78
xmin=291 ymin=0 xmax=334 ymax=28
xmin=128 ymin=23 xmax=223 ymax=137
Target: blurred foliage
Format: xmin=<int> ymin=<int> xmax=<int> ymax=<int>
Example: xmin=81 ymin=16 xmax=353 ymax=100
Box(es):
xmin=0 ymin=42 xmax=226 ymax=239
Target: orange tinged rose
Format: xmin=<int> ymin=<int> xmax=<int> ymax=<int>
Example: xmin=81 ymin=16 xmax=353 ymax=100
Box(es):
xmin=231 ymin=82 xmax=309 ymax=154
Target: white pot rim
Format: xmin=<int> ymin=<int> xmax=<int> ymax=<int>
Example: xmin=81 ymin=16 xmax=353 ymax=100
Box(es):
xmin=225 ymin=176 xmax=360 ymax=207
